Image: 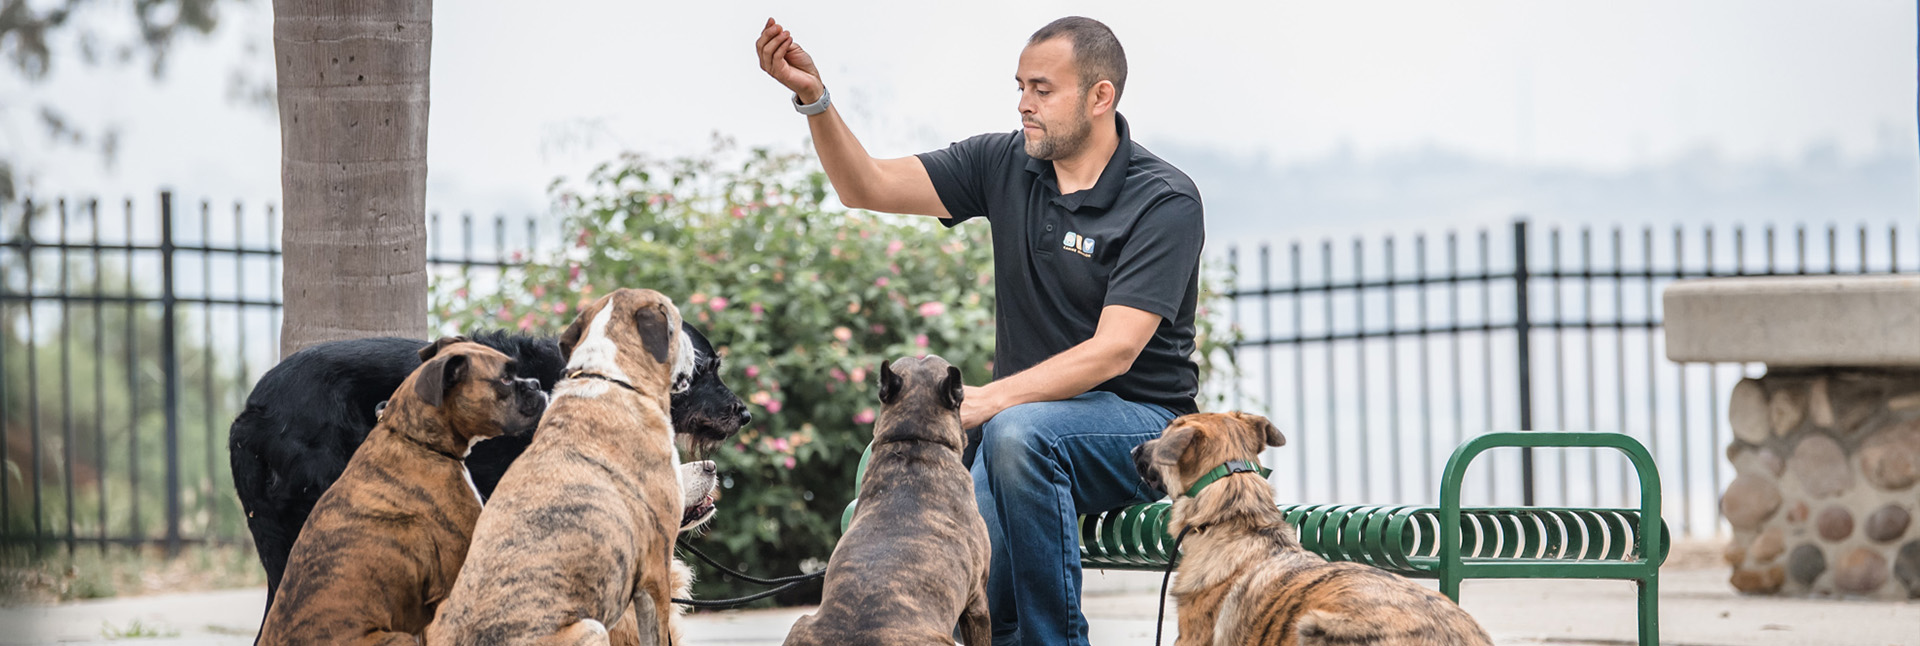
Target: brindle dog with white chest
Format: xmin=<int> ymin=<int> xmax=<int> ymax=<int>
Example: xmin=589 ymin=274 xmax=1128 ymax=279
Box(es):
xmin=427 ymin=289 xmax=697 ymax=646
xmin=1134 ymin=412 xmax=1493 ymax=646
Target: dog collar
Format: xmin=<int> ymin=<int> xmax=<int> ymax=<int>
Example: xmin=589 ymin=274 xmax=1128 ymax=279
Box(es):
xmin=564 ymin=370 xmax=641 ymax=394
xmin=1183 ymin=459 xmax=1271 ymax=499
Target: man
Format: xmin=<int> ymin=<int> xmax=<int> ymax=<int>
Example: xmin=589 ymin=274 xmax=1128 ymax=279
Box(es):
xmin=756 ymin=16 xmax=1204 ymax=646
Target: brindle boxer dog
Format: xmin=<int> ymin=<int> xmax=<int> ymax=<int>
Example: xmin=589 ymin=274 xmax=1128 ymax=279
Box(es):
xmin=1134 ymin=412 xmax=1493 ymax=646
xmin=783 ymin=356 xmax=991 ymax=646
xmin=428 ymin=289 xmax=694 ymax=646
xmin=256 ymin=338 xmax=546 ymax=646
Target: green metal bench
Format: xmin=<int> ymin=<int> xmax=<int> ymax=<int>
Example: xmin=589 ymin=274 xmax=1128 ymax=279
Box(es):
xmin=842 ymin=431 xmax=1669 ymax=646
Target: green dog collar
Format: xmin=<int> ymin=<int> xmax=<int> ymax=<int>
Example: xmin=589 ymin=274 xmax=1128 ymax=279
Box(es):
xmin=1182 ymin=459 xmax=1272 ymax=499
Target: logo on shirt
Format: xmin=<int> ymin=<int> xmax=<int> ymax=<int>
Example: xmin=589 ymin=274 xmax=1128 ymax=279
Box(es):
xmin=1062 ymin=231 xmax=1096 ymax=258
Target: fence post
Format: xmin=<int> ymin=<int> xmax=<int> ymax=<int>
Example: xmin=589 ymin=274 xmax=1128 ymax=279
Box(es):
xmin=1513 ymin=218 xmax=1536 ymax=506
xmin=160 ymin=191 xmax=181 ymax=557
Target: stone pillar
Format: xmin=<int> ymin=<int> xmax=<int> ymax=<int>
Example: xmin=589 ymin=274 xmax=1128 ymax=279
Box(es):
xmin=1665 ymin=276 xmax=1920 ymax=600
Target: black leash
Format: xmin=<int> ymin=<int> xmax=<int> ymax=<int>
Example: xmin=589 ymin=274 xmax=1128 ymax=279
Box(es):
xmin=669 ymin=541 xmax=826 ymax=609
xmin=1154 ymin=526 xmax=1193 ymax=646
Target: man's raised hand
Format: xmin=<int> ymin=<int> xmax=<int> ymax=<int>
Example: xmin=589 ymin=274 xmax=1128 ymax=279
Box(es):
xmin=757 ymin=18 xmax=824 ymax=104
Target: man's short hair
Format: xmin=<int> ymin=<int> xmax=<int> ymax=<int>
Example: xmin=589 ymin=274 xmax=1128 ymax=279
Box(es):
xmin=1028 ymin=17 xmax=1128 ymax=106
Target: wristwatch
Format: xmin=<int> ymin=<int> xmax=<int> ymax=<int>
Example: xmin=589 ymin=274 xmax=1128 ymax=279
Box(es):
xmin=793 ymin=86 xmax=831 ymax=116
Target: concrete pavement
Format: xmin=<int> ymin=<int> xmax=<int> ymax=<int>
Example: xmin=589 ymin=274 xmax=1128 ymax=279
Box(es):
xmin=3 ymin=566 xmax=1914 ymax=645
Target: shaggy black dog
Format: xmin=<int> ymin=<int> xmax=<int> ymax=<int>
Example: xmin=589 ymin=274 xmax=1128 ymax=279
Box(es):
xmin=228 ymin=325 xmax=747 ymax=616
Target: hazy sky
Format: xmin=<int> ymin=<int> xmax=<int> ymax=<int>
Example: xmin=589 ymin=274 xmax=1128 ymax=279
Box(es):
xmin=5 ymin=0 xmax=1915 ymax=221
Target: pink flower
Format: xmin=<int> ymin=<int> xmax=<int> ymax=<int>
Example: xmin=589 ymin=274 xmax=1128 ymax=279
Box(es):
xmin=766 ymin=400 xmax=783 ymax=414
xmin=750 ymin=302 xmax=764 ymax=315
xmin=511 ymin=250 xmax=525 ymax=263
xmin=915 ymin=334 xmax=929 ymax=348
xmin=829 ymin=368 xmax=847 ymax=382
xmin=870 ymin=324 xmax=887 ymax=334
xmin=568 ymin=265 xmax=582 ymax=283
xmin=851 ymin=366 xmax=867 ymax=383
xmin=886 ymin=240 xmax=904 ymax=256
xmin=532 ymin=284 xmax=546 ymax=298
xmin=731 ymin=206 xmax=746 ymax=219
xmin=576 ymin=228 xmax=591 ymax=248
xmin=497 ymin=307 xmax=513 ymax=322
xmin=710 ymin=297 xmax=729 ymax=311
xmin=745 ymin=365 xmax=760 ymax=379
xmin=750 ymin=391 xmax=771 ymax=406
xmin=518 ymin=314 xmax=536 ymax=332
xmin=918 ymin=302 xmax=946 ymax=318
xmin=783 ymin=456 xmax=796 ymax=469
xmin=890 ymin=263 xmax=901 ymax=275
xmin=689 ymin=293 xmax=708 ymax=305
xmin=853 ymin=408 xmax=876 ymax=424
xmin=455 ymin=288 xmax=469 ymax=300
xmin=859 ymin=230 xmax=872 ymax=240
xmin=874 ymin=277 xmax=889 ymax=287
xmin=552 ymin=302 xmax=567 ymax=314
xmin=833 ymin=327 xmax=853 ymax=342
xmin=772 ymin=437 xmax=790 ymax=452
xmin=649 ymin=194 xmax=666 ymax=206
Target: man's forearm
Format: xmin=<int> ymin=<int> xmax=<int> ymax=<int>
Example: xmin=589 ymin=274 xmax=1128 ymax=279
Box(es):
xmin=804 ymin=104 xmax=882 ymax=209
xmin=977 ymin=338 xmax=1133 ymax=413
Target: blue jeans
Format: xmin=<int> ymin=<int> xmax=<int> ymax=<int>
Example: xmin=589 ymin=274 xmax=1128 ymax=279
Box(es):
xmin=970 ymin=391 xmax=1177 ymax=646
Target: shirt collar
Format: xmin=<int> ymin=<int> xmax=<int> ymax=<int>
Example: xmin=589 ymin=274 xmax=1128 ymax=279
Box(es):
xmin=1024 ymin=113 xmax=1134 ymax=214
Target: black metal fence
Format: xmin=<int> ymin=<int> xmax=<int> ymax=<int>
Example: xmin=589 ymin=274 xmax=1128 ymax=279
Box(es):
xmin=5 ymin=194 xmax=1915 ymax=553
xmin=1222 ymin=218 xmax=1918 ymax=537
xmin=0 ymin=192 xmax=542 ymax=555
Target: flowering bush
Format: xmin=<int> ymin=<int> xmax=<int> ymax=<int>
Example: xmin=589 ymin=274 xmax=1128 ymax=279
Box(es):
xmin=431 ymin=143 xmax=1235 ymax=604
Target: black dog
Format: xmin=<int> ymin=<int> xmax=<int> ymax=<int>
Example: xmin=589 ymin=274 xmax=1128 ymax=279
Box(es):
xmin=228 ymin=325 xmax=747 ymax=616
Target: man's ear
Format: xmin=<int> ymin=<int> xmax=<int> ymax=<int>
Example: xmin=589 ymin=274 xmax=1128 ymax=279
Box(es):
xmin=878 ymin=360 xmax=902 ymax=405
xmin=413 ymin=354 xmax=469 ymax=408
xmin=940 ymin=366 xmax=965 ymax=410
xmin=1233 ymin=412 xmax=1285 ymax=448
xmin=419 ymin=335 xmax=470 ymax=362
xmin=1089 ymin=79 xmax=1116 ymax=116
xmin=634 ymin=302 xmax=673 ymax=364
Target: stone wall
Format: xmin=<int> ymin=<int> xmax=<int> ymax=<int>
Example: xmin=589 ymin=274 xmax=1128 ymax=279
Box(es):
xmin=1721 ymin=369 xmax=1920 ymax=599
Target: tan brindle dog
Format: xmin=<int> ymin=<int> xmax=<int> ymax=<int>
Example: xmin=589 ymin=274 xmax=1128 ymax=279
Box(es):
xmin=1135 ymin=412 xmax=1493 ymax=646
xmin=427 ymin=289 xmax=697 ymax=646
xmin=783 ymin=356 xmax=991 ymax=646
xmin=256 ymin=338 xmax=548 ymax=646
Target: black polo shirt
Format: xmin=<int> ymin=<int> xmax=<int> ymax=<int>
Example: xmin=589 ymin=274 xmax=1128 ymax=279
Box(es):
xmin=917 ymin=114 xmax=1204 ymax=415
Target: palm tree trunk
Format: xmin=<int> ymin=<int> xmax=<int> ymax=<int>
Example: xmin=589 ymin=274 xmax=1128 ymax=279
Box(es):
xmin=272 ymin=0 xmax=432 ymax=359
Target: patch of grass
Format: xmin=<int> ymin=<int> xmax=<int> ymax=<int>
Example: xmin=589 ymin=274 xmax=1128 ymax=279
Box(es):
xmin=0 ymin=543 xmax=265 ymax=605
xmin=101 ymin=618 xmax=179 ymax=639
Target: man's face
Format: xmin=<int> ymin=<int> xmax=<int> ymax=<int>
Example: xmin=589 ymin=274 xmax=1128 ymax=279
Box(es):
xmin=1016 ymin=38 xmax=1094 ymax=162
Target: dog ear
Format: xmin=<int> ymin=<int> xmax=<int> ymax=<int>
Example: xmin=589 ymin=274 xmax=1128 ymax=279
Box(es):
xmin=878 ymin=360 xmax=901 ymax=405
xmin=940 ymin=365 xmax=965 ymax=410
xmin=558 ymin=308 xmax=589 ymax=359
xmin=414 ymin=353 xmax=470 ymax=408
xmin=1234 ymin=412 xmax=1286 ymax=447
xmin=1150 ymin=423 xmax=1197 ymax=467
xmin=418 ymin=335 xmax=470 ymax=362
xmin=634 ymin=302 xmax=673 ymax=364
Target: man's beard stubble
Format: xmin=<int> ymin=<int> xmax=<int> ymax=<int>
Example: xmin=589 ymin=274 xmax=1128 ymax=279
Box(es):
xmin=1024 ymin=110 xmax=1093 ymax=161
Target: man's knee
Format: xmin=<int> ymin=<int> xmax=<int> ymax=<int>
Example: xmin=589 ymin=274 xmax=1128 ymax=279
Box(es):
xmin=979 ymin=402 xmax=1060 ymax=471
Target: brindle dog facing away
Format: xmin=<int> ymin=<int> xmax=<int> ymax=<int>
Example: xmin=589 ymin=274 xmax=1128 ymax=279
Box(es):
xmin=1135 ymin=412 xmax=1493 ymax=646
xmin=428 ymin=289 xmax=695 ymax=646
xmin=784 ymin=356 xmax=991 ymax=646
xmin=256 ymin=338 xmax=547 ymax=646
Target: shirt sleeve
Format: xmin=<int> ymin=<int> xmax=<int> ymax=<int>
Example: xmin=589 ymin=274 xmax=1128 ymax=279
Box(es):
xmin=915 ymin=132 xmax=1017 ymax=227
xmin=1104 ymin=194 xmax=1205 ymax=323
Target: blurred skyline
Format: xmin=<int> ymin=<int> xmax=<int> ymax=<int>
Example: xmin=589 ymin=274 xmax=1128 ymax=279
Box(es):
xmin=2 ymin=0 xmax=1915 ymax=242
